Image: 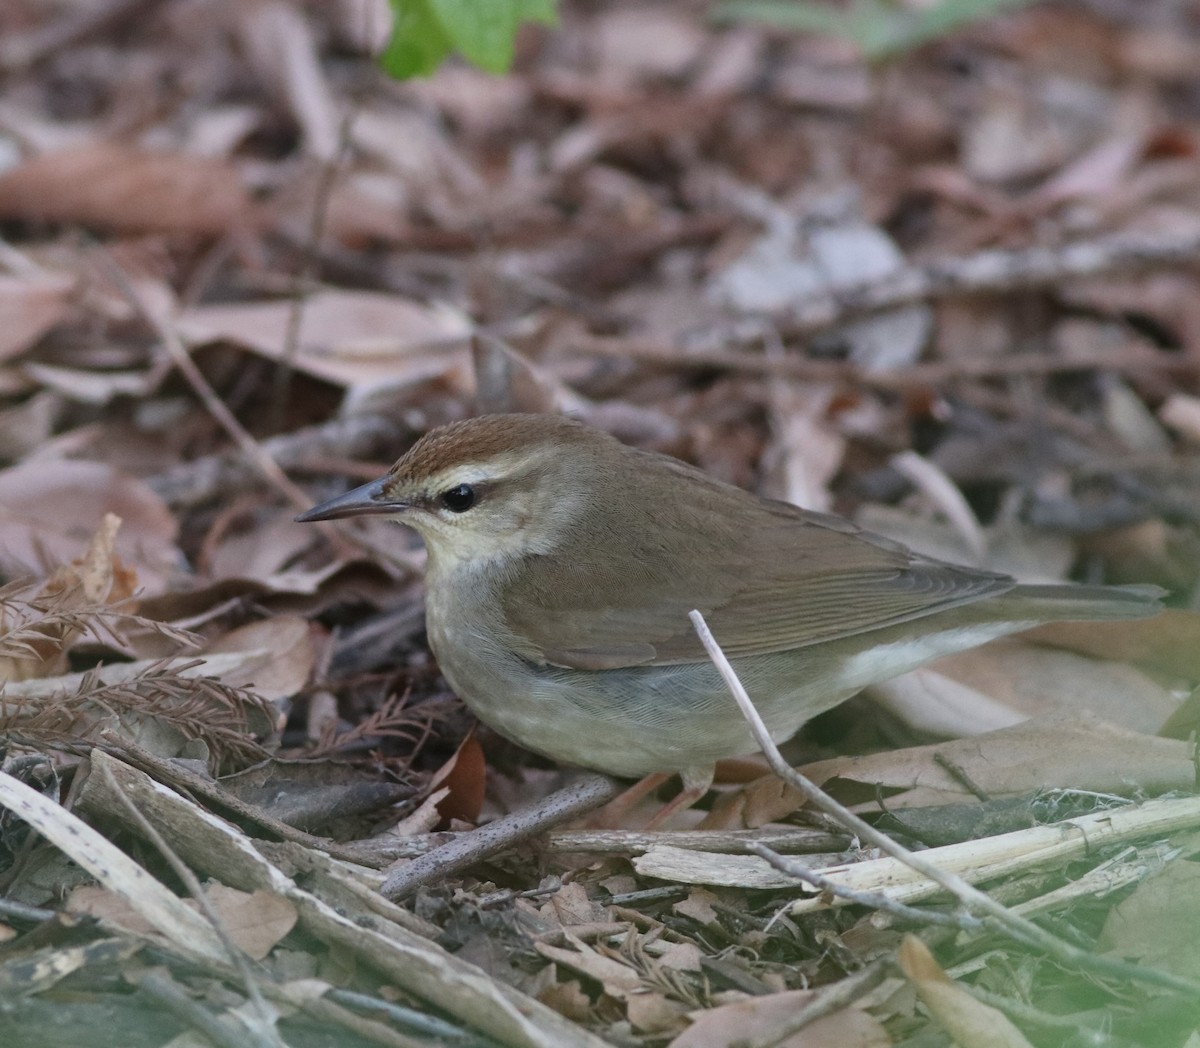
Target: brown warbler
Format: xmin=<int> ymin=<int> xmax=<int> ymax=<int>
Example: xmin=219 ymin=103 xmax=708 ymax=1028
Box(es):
xmin=298 ymin=413 xmax=1162 ymax=801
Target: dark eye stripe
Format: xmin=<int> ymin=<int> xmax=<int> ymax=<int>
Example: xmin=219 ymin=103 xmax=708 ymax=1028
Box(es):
xmin=440 ymin=484 xmax=476 ymax=512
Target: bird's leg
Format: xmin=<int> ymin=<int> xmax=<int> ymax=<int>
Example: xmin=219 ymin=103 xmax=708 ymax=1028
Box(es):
xmin=591 ymin=773 xmax=672 ymax=828
xmin=642 ymin=768 xmax=714 ymax=830
xmin=593 ymin=768 xmax=715 ymax=829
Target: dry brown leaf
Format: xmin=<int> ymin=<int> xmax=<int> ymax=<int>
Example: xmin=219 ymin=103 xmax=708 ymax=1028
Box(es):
xmin=539 ymin=881 xmax=608 ymax=929
xmin=204 ymin=517 xmax=316 ymax=586
xmin=431 ymin=731 xmax=486 ymax=826
xmin=714 ymin=714 xmax=1194 ymax=826
xmin=593 ymin=9 xmax=707 ymax=83
xmin=1026 ymin=609 xmax=1200 ymax=682
xmin=0 ymin=512 xmax=139 ymax=681
xmin=202 ymin=616 xmax=317 ymax=702
xmin=66 ymin=884 xmax=160 ymax=937
xmin=673 ymin=890 xmax=720 ymax=926
xmin=203 ymin=883 xmax=299 ymax=960
xmin=898 ymin=935 xmax=1033 ymax=1048
xmin=0 ymin=144 xmax=258 ymax=237
xmin=68 ymin=883 xmax=297 ymax=961
xmin=668 ymin=990 xmax=889 ymax=1048
xmin=1097 ymin=854 xmax=1200 ymax=980
xmin=0 ymin=274 xmax=76 ymax=363
xmin=0 ymin=459 xmax=179 ymax=593
xmin=536 ymin=938 xmax=643 ymax=998
xmin=871 ymin=636 xmax=1179 ymax=737
xmin=177 ymin=291 xmax=471 ymax=395
xmin=626 ymin=991 xmax=688 ymax=1035
xmin=537 ymin=978 xmax=593 ymax=1024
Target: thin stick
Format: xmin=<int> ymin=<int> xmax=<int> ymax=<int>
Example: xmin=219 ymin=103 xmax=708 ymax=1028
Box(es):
xmin=273 ymin=109 xmax=357 ymax=425
xmin=688 ymin=609 xmax=1200 ymax=996
xmin=378 ymin=774 xmax=623 ymax=901
xmin=751 ymin=844 xmax=979 ymax=929
xmin=753 ymin=959 xmax=889 ymax=1048
xmin=93 ymin=250 xmax=314 ymax=513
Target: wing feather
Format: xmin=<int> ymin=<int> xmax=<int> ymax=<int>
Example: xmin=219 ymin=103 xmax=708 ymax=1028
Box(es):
xmin=497 ymin=451 xmax=1014 ymax=670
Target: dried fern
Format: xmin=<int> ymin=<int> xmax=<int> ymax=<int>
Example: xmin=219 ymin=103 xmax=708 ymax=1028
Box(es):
xmin=0 ymin=579 xmax=197 ymax=665
xmin=310 ymin=689 xmax=440 ymax=759
xmin=2 ymin=659 xmax=274 ymax=766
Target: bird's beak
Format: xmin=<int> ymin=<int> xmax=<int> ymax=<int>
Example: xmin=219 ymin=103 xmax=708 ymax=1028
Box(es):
xmin=295 ymin=477 xmax=405 ymax=522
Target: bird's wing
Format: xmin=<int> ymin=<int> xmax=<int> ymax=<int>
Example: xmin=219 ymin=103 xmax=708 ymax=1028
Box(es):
xmin=496 ymin=468 xmax=1014 ymax=672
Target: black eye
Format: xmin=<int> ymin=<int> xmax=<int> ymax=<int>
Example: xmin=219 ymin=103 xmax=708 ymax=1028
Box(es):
xmin=439 ymin=484 xmax=476 ymax=513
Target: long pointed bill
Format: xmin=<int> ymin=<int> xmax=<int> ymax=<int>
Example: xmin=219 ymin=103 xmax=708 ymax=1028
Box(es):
xmin=295 ymin=477 xmax=403 ymax=522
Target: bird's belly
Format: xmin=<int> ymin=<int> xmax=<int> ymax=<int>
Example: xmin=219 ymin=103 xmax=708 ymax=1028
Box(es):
xmin=429 ymin=610 xmax=851 ymax=778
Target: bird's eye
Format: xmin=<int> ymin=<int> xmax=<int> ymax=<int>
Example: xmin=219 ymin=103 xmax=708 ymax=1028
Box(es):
xmin=439 ymin=483 xmax=476 ymax=513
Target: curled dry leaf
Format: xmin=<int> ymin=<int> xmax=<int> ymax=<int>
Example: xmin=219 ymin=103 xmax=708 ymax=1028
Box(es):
xmin=0 ymin=143 xmax=259 ymax=237
xmin=899 ymin=936 xmax=1034 ymax=1048
xmin=429 ymin=731 xmax=486 ymax=826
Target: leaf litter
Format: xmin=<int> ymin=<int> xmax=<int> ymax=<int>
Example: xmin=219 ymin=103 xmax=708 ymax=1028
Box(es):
xmin=1 ymin=1 xmax=1200 ymax=1045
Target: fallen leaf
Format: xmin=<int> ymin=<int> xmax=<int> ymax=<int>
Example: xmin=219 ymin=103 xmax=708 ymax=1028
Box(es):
xmin=203 ymin=883 xmax=299 ymax=960
xmin=431 ymin=731 xmax=486 ymax=826
xmin=871 ymin=636 xmax=1179 ymax=737
xmin=715 ymin=713 xmax=1194 ymax=826
xmin=0 ymin=143 xmax=258 ymax=236
xmin=0 ymin=274 xmax=76 ymax=362
xmin=0 ymin=460 xmax=180 ymax=594
xmin=203 ymin=616 xmax=318 ymax=702
xmin=1097 ymin=854 xmax=1200 ymax=980
xmin=669 ymin=990 xmax=889 ymax=1048
xmin=177 ymin=291 xmax=471 ymax=396
xmin=899 ymin=935 xmax=1033 ymax=1048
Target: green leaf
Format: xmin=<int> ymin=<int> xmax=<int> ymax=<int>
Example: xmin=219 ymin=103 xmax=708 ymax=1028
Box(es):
xmin=382 ymin=0 xmax=557 ymax=79
xmin=714 ymin=0 xmax=1035 ymax=59
xmin=380 ymin=0 xmax=454 ymax=78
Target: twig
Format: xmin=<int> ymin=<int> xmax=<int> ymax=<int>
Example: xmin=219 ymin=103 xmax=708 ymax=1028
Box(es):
xmin=754 ymin=959 xmax=890 ymax=1048
xmin=542 ymin=826 xmax=848 ymax=855
xmin=326 ymin=988 xmax=495 ymax=1047
xmin=143 ymin=412 xmax=416 ymax=510
xmin=92 ymin=250 xmax=314 ymax=513
xmin=97 ymin=734 xmax=375 ymax=864
xmin=273 ymin=110 xmax=357 ymax=425
xmin=135 ymin=970 xmax=258 ymax=1048
xmin=296 ymin=993 xmax=444 ymax=1048
xmin=688 ymin=609 xmax=1200 ymax=996
xmin=379 ymin=774 xmax=623 ymax=900
xmin=751 ymin=844 xmax=980 ymax=930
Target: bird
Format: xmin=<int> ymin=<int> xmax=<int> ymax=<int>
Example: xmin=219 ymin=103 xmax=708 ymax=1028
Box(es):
xmin=297 ymin=412 xmax=1162 ymax=815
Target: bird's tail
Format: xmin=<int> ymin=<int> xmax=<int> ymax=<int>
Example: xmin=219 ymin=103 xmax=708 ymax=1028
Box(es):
xmin=989 ymin=583 xmax=1165 ymax=623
